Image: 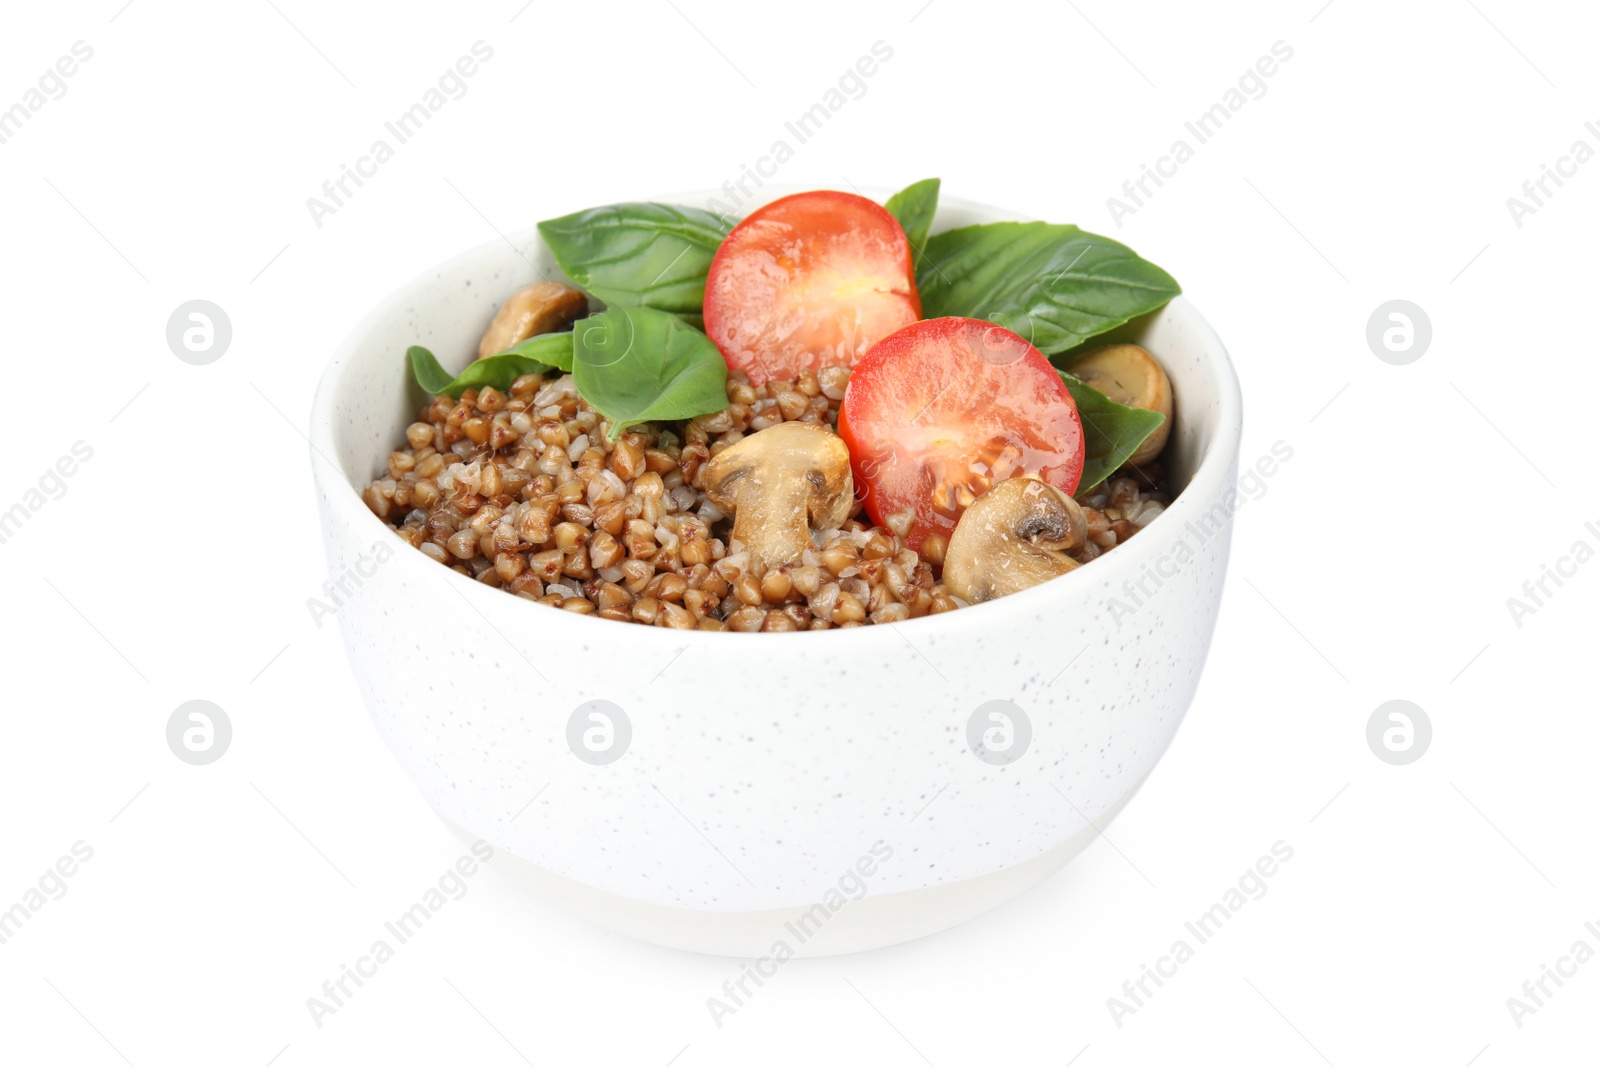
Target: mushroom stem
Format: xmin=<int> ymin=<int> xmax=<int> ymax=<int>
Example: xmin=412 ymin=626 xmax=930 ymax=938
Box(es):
xmin=941 ymin=478 xmax=1085 ymax=603
xmin=725 ymin=469 xmax=817 ymax=571
xmin=702 ymin=422 xmax=854 ymax=573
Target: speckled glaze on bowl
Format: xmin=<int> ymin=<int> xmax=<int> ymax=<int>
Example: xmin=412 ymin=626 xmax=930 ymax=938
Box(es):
xmin=309 ymin=187 xmax=1242 ymax=957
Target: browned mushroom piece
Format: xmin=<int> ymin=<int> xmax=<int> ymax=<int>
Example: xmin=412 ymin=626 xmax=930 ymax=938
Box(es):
xmin=1065 ymin=343 xmax=1173 ymax=466
xmin=702 ymin=422 xmax=854 ymax=573
xmin=477 ymin=281 xmax=590 ymax=359
xmin=941 ymin=477 xmax=1086 ymax=603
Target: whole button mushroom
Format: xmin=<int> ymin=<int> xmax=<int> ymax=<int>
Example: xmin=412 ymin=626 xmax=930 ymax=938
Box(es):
xmin=702 ymin=422 xmax=854 ymax=573
xmin=477 ymin=281 xmax=590 ymax=359
xmin=1066 ymin=343 xmax=1173 ymax=466
xmin=942 ymin=477 xmax=1087 ymax=603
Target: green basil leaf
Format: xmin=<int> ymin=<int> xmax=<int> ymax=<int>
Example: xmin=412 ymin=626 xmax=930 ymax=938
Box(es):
xmin=496 ymin=331 xmax=574 ymax=373
xmin=1059 ymin=371 xmax=1166 ymax=494
xmin=883 ymin=177 xmax=940 ymax=256
xmin=919 ymin=222 xmax=1180 ymax=355
xmin=572 ymin=307 xmax=728 ymax=441
xmin=442 ymin=353 xmax=553 ymax=395
xmin=409 ymin=345 xmax=456 ymax=395
xmin=537 ymin=202 xmax=731 ymax=317
xmin=409 ymin=336 xmax=570 ymax=399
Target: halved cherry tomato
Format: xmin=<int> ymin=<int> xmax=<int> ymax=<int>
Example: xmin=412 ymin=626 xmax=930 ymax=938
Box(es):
xmin=838 ymin=317 xmax=1085 ymax=551
xmin=704 ymin=190 xmax=921 ymax=387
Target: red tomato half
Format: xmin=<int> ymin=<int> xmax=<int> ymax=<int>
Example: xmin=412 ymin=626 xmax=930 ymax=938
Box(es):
xmin=838 ymin=317 xmax=1085 ymax=551
xmin=703 ymin=190 xmax=921 ymax=387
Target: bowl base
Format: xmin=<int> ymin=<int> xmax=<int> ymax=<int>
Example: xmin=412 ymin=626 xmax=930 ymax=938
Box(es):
xmin=442 ymin=780 xmax=1141 ymax=958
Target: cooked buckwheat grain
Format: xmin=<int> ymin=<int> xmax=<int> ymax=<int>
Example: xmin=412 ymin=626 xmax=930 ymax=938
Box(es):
xmin=364 ymin=366 xmax=1169 ymax=628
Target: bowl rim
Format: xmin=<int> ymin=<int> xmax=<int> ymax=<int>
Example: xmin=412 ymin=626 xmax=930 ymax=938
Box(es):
xmin=309 ymin=189 xmax=1243 ymax=644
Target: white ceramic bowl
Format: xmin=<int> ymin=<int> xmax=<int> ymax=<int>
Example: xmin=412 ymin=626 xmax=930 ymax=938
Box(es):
xmin=310 ymin=188 xmax=1242 ymax=956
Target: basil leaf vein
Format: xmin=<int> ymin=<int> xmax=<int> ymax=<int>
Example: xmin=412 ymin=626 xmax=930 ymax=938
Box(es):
xmin=571 ymin=307 xmax=728 ymax=441
xmin=1059 ymin=371 xmax=1166 ymax=494
xmin=537 ymin=202 xmax=731 ymax=318
xmin=919 ymin=222 xmax=1180 ymax=355
xmin=883 ymin=177 xmax=940 ymax=257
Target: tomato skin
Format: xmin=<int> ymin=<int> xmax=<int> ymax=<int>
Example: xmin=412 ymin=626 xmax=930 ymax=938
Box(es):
xmin=704 ymin=191 xmax=921 ymax=387
xmin=838 ymin=317 xmax=1085 ymax=551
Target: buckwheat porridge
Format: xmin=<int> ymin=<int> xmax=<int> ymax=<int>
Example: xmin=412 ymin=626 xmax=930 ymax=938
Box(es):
xmin=362 ymin=182 xmax=1182 ymax=630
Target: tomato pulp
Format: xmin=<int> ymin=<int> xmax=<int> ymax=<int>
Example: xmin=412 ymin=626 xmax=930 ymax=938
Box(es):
xmin=703 ymin=190 xmax=921 ymax=387
xmin=837 ymin=317 xmax=1086 ymax=551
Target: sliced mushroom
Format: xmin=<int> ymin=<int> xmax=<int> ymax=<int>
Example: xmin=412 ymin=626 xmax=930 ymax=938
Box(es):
xmin=942 ymin=477 xmax=1086 ymax=603
xmin=1066 ymin=343 xmax=1173 ymax=466
xmin=702 ymin=422 xmax=854 ymax=572
xmin=477 ymin=282 xmax=589 ymax=360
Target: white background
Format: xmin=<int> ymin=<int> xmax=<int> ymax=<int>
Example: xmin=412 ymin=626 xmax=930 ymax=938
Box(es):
xmin=2 ymin=0 xmax=1596 ymax=1063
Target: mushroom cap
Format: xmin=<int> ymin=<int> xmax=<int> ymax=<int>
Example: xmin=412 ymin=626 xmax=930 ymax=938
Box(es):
xmin=477 ymin=282 xmax=590 ymax=360
xmin=702 ymin=421 xmax=854 ymax=571
xmin=1066 ymin=343 xmax=1173 ymax=466
xmin=941 ymin=477 xmax=1085 ymax=603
